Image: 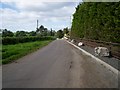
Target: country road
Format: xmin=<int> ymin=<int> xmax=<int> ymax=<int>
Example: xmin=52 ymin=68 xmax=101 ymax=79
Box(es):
xmin=3 ymin=40 xmax=118 ymax=88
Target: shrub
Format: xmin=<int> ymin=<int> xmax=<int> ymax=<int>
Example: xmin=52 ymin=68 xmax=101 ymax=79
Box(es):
xmin=71 ymin=2 xmax=120 ymax=43
xmin=2 ymin=36 xmax=55 ymax=45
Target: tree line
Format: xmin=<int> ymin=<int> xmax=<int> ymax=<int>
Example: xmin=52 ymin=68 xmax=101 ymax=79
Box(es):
xmin=71 ymin=2 xmax=120 ymax=43
xmin=1 ymin=25 xmax=70 ymax=39
xmin=1 ymin=25 xmax=57 ymax=45
xmin=56 ymin=27 xmax=70 ymax=38
xmin=2 ymin=36 xmax=55 ymax=45
xmin=1 ymin=25 xmax=56 ymax=37
xmin=1 ymin=25 xmax=71 ymax=44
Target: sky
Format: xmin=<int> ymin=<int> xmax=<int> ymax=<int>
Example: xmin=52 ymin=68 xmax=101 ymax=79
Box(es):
xmin=0 ymin=0 xmax=83 ymax=32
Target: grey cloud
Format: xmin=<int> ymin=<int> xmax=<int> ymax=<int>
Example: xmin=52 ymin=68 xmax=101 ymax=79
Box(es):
xmin=20 ymin=2 xmax=76 ymax=12
xmin=1 ymin=1 xmax=78 ymax=31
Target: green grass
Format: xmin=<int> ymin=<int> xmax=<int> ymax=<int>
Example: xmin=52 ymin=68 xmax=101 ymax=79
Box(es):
xmin=2 ymin=40 xmax=53 ymax=64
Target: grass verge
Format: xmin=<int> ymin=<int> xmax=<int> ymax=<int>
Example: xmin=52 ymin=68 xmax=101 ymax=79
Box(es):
xmin=2 ymin=40 xmax=53 ymax=64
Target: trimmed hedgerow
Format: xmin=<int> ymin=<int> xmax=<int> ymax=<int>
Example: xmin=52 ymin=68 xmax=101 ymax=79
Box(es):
xmin=71 ymin=2 xmax=120 ymax=43
xmin=2 ymin=36 xmax=55 ymax=45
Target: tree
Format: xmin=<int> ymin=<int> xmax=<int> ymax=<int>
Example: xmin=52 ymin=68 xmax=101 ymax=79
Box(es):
xmin=63 ymin=27 xmax=69 ymax=34
xmin=29 ymin=31 xmax=36 ymax=36
xmin=71 ymin=2 xmax=120 ymax=43
xmin=50 ymin=28 xmax=53 ymax=36
xmin=43 ymin=28 xmax=48 ymax=36
xmin=56 ymin=30 xmax=64 ymax=38
xmin=52 ymin=30 xmax=56 ymax=36
xmin=36 ymin=25 xmax=49 ymax=36
xmin=2 ymin=29 xmax=14 ymax=37
xmin=36 ymin=25 xmax=44 ymax=35
xmin=15 ymin=31 xmax=27 ymax=37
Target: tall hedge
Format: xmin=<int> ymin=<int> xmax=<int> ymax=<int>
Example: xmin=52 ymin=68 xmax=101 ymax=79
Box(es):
xmin=71 ymin=2 xmax=120 ymax=43
xmin=2 ymin=36 xmax=55 ymax=45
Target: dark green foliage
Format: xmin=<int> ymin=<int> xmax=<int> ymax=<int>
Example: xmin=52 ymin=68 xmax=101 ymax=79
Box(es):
xmin=15 ymin=31 xmax=27 ymax=37
xmin=36 ymin=25 xmax=56 ymax=36
xmin=43 ymin=28 xmax=48 ymax=36
xmin=29 ymin=31 xmax=36 ymax=36
xmin=39 ymin=25 xmax=44 ymax=32
xmin=71 ymin=2 xmax=120 ymax=43
xmin=2 ymin=36 xmax=55 ymax=45
xmin=52 ymin=30 xmax=56 ymax=36
xmin=63 ymin=27 xmax=69 ymax=34
xmin=50 ymin=29 xmax=53 ymax=36
xmin=36 ymin=25 xmax=48 ymax=36
xmin=2 ymin=40 xmax=53 ymax=64
xmin=2 ymin=25 xmax=56 ymax=38
xmin=2 ymin=29 xmax=14 ymax=37
xmin=48 ymin=29 xmax=56 ymax=36
xmin=56 ymin=30 xmax=64 ymax=38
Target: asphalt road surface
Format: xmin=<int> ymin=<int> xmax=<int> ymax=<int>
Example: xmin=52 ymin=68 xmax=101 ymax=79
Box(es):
xmin=3 ymin=40 xmax=118 ymax=88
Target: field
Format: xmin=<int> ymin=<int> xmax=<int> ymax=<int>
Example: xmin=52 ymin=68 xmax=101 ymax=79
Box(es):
xmin=2 ymin=40 xmax=53 ymax=64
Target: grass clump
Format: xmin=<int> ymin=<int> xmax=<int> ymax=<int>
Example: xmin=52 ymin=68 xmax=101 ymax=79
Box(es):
xmin=2 ymin=40 xmax=53 ymax=64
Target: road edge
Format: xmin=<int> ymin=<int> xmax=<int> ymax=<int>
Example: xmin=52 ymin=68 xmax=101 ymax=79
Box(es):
xmin=66 ymin=40 xmax=119 ymax=75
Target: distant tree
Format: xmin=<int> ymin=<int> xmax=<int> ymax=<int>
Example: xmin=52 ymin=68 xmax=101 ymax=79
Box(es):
xmin=29 ymin=31 xmax=36 ymax=36
xmin=63 ymin=27 xmax=69 ymax=34
xmin=36 ymin=25 xmax=56 ymax=37
xmin=52 ymin=30 xmax=56 ymax=36
xmin=15 ymin=31 xmax=27 ymax=37
xmin=43 ymin=28 xmax=48 ymax=36
xmin=47 ymin=29 xmax=56 ymax=36
xmin=36 ymin=25 xmax=49 ymax=36
xmin=50 ymin=28 xmax=53 ymax=36
xmin=36 ymin=25 xmax=44 ymax=35
xmin=56 ymin=30 xmax=64 ymax=38
xmin=2 ymin=29 xmax=14 ymax=37
xmin=46 ymin=30 xmax=51 ymax=36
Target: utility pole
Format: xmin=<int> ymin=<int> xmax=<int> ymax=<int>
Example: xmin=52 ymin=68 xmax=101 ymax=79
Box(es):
xmin=70 ymin=16 xmax=71 ymax=27
xmin=37 ymin=20 xmax=39 ymax=30
xmin=69 ymin=16 xmax=72 ymax=30
xmin=50 ymin=28 xmax=52 ymax=36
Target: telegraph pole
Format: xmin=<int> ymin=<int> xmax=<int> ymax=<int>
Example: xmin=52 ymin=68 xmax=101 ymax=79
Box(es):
xmin=70 ymin=16 xmax=71 ymax=29
xmin=70 ymin=16 xmax=72 ymax=39
xmin=37 ymin=20 xmax=39 ymax=30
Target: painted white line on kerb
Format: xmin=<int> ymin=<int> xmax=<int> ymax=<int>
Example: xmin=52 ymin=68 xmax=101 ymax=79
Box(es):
xmin=66 ymin=40 xmax=119 ymax=75
xmin=0 ymin=66 xmax=2 ymax=90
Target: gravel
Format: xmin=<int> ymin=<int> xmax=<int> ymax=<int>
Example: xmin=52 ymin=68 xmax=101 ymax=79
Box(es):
xmin=74 ymin=43 xmax=120 ymax=71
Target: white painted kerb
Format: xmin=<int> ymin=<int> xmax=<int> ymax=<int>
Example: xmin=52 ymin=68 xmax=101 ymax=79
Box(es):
xmin=66 ymin=40 xmax=119 ymax=75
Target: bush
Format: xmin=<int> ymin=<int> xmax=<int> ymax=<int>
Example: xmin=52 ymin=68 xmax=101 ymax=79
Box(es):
xmin=2 ymin=36 xmax=55 ymax=45
xmin=71 ymin=2 xmax=120 ymax=43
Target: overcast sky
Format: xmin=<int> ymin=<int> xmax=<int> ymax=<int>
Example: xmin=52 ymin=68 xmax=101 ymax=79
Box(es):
xmin=0 ymin=0 xmax=83 ymax=32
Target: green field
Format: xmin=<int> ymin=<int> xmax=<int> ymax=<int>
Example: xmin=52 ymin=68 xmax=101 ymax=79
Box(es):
xmin=2 ymin=40 xmax=53 ymax=64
